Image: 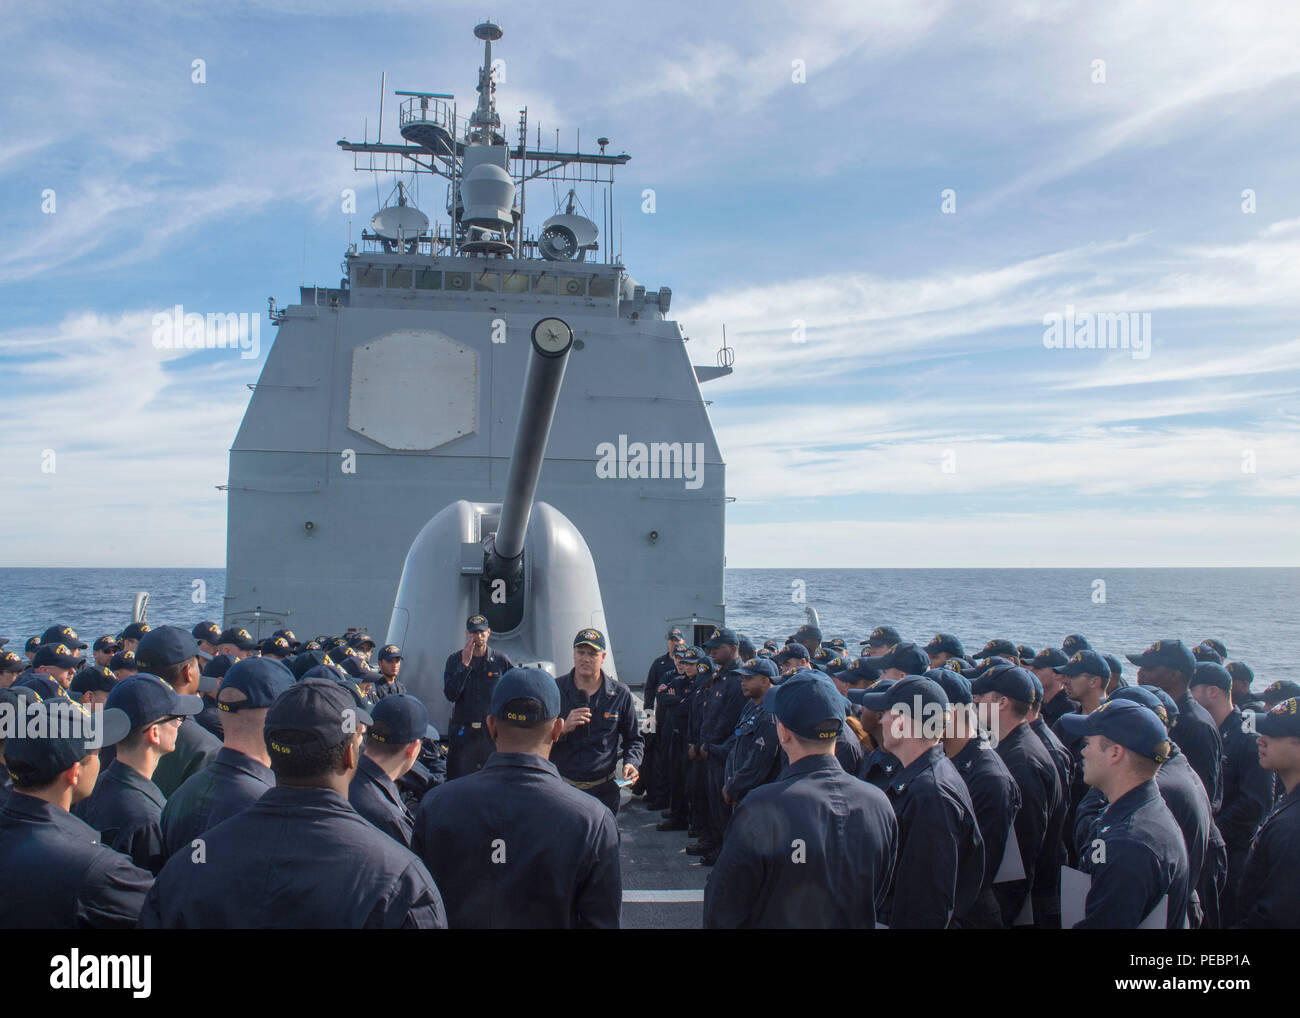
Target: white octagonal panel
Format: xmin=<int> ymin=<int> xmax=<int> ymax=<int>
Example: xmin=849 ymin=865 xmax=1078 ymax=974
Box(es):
xmin=348 ymin=329 xmax=477 ymax=450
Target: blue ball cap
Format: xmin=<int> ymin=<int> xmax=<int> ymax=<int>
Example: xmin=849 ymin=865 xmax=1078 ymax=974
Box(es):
xmin=1056 ymin=698 xmax=1173 ymax=762
xmin=844 ymin=677 xmax=896 ymax=706
xmin=1256 ymin=697 xmax=1300 ymax=738
xmin=1055 ymin=649 xmax=1111 ymax=678
xmin=735 ymin=657 xmax=779 ymax=679
xmin=923 ymin=633 xmax=965 ymax=658
xmin=1024 ymin=647 xmax=1069 ymax=670
xmin=200 ymin=653 xmax=238 ymax=693
xmin=106 ymin=674 xmax=203 ymax=729
xmin=1105 ymin=685 xmax=1174 ymax=729
xmin=369 ymin=693 xmax=439 ymax=744
xmin=1190 ymin=662 xmax=1232 ymax=692
xmin=1102 ymin=653 xmax=1124 ymax=679
xmin=1192 ymin=643 xmax=1224 ymax=664
xmin=32 ymin=644 xmax=84 ymax=669
xmin=1263 ymin=680 xmax=1300 ymax=706
xmin=775 ymin=643 xmax=810 ymax=663
xmin=490 ymin=667 xmax=561 ymax=722
xmin=264 ymin=680 xmax=373 ymax=758
xmin=4 ymin=700 xmax=131 ymax=786
xmin=68 ymin=665 xmax=117 ymax=696
xmin=1225 ymin=661 xmax=1254 ymax=686
xmin=1062 ymin=634 xmax=1091 ymax=655
xmin=134 ymin=626 xmax=199 ymax=675
xmin=216 ymin=657 xmax=295 ymax=712
xmin=40 ymin=625 xmax=87 ymax=649
xmin=767 ymin=673 xmax=846 ymax=740
xmin=972 ymin=639 xmax=1017 ymax=660
xmin=573 ymin=628 xmax=607 ymax=651
xmin=378 ymin=644 xmax=402 ymax=661
xmin=863 ymin=625 xmax=901 ymax=648
xmin=970 ymin=663 xmax=1037 ymax=703
xmin=926 ymin=668 xmax=972 ymax=705
xmin=1126 ymin=639 xmax=1196 ymax=676
xmin=15 ymin=675 xmax=71 ymax=701
xmin=790 ymin=624 xmax=821 ymax=644
xmin=703 ymin=627 xmax=738 ymax=648
xmin=466 ymin=615 xmax=490 ymax=633
xmin=857 ymin=675 xmax=950 ymax=714
xmin=871 ymin=642 xmax=931 ymax=675
xmin=1024 ymin=668 xmax=1044 ymax=705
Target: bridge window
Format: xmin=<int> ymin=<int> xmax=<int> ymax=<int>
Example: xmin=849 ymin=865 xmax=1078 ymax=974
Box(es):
xmin=589 ymin=277 xmax=615 ymax=298
xmin=531 ymin=275 xmax=556 ymax=294
xmin=474 ymin=272 xmax=501 ymax=292
xmin=502 ymin=272 xmax=529 ymax=293
xmin=355 ymin=265 xmax=383 ymax=287
xmin=388 ymin=268 xmax=413 ymax=288
xmin=414 ymin=269 xmax=442 ymax=290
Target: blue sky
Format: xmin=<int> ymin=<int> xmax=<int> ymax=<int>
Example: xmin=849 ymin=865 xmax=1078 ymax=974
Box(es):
xmin=1 ymin=0 xmax=1298 ymax=567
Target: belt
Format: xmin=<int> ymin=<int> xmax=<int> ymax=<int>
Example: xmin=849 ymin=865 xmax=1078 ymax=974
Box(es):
xmin=563 ymin=770 xmax=618 ymax=791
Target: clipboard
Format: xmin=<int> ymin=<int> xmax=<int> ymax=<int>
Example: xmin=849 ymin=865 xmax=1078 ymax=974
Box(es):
xmin=1060 ymin=865 xmax=1168 ymax=929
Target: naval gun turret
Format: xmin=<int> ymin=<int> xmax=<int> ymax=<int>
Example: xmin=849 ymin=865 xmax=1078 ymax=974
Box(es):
xmin=385 ymin=317 xmax=613 ymax=732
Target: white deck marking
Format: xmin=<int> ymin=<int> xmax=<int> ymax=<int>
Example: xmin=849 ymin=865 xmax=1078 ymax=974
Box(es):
xmin=622 ymin=889 xmax=705 ymax=903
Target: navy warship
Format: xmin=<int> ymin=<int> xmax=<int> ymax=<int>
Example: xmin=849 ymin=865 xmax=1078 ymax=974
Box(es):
xmin=221 ymin=21 xmax=731 ymax=728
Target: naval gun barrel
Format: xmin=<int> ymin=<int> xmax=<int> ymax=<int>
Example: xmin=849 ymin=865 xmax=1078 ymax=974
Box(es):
xmin=490 ymin=320 xmax=574 ymax=567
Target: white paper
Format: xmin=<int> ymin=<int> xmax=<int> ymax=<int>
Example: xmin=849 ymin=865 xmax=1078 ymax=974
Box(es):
xmin=993 ymin=826 xmax=1026 ymax=883
xmin=1059 ymin=865 xmax=1169 ymax=929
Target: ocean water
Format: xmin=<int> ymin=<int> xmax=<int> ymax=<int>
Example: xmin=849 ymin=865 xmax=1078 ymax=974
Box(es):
xmin=1 ymin=567 xmax=1293 ymax=692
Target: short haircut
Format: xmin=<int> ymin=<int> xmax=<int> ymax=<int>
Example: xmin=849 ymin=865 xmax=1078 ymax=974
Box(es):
xmin=154 ymin=658 xmax=193 ymax=689
xmin=1003 ymin=696 xmax=1031 ymax=719
xmin=267 ymin=730 xmax=353 ymax=781
xmin=784 ymin=728 xmax=836 ymax=753
xmin=364 ymin=731 xmax=416 ymax=759
xmin=1097 ymin=735 xmax=1161 ymax=781
xmin=9 ymin=755 xmax=92 ymax=791
xmin=492 ymin=698 xmax=554 ymax=732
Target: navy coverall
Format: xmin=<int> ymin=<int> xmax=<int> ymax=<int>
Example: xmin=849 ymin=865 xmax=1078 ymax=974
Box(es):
xmin=443 ymin=648 xmax=513 ymax=780
xmin=551 ymin=670 xmax=644 ymax=814
xmin=1234 ymin=783 xmax=1300 ymax=928
xmin=160 ymin=746 xmax=274 ymax=860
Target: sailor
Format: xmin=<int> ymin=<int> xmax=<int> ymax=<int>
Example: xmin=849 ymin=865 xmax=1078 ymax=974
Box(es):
xmin=191 ymin=622 xmax=222 ymax=658
xmin=655 ymin=645 xmax=693 ymax=832
xmin=348 ymin=694 xmax=435 ymax=847
xmin=1015 ymin=644 xmax=1036 ymax=663
xmin=195 ymin=653 xmax=236 ymax=739
xmin=272 ymin=629 xmax=300 ymax=651
xmin=0 ymin=698 xmax=153 ymax=928
xmin=1234 ymin=697 xmax=1300 ymax=928
xmin=936 ymin=668 xmax=1021 ymax=928
xmin=108 ymin=650 xmax=139 ymax=680
xmin=859 ymin=676 xmax=983 ymax=928
xmin=77 ymin=674 xmax=202 ymax=874
xmin=1051 ymin=650 xmax=1110 ymax=821
xmin=372 ymin=644 xmax=408 ymax=700
xmin=721 ymin=657 xmax=781 ymax=809
xmin=118 ymin=622 xmax=150 ymax=654
xmin=40 ymin=624 xmax=87 ymax=652
xmin=861 ymin=625 xmax=902 ymax=657
xmin=774 ymin=642 xmax=810 ymax=676
xmin=159 ymin=657 xmax=292 ymax=860
xmin=134 ymin=626 xmax=221 ymax=797
xmin=870 ymin=641 xmax=930 ymax=681
xmin=853 ymin=678 xmax=903 ymax=786
xmin=552 ymin=629 xmax=643 ymax=815
xmin=1189 ymin=661 xmax=1274 ymax=926
xmin=1228 ymin=662 xmax=1263 ymax=713
xmin=1200 ymin=638 xmax=1228 ymax=660
xmin=1193 ymin=642 xmax=1224 ymax=664
xmin=442 ymin=614 xmax=514 ymax=780
xmin=695 ymin=627 xmax=746 ymax=861
xmin=684 ymin=652 xmax=713 ymax=844
xmin=642 ymin=627 xmax=686 ymax=809
xmin=1024 ymin=647 xmax=1076 ymax=725
xmin=703 ymin=673 xmax=898 ymax=929
xmin=0 ymin=651 xmax=25 ymax=687
xmin=1057 ymin=699 xmax=1190 ymax=928
xmin=32 ymin=642 xmax=84 ymax=690
xmin=67 ymin=665 xmax=116 ymax=708
xmin=215 ymin=626 xmax=257 ymax=660
xmin=23 ymin=635 xmax=41 ymax=663
xmin=971 ymin=662 xmax=1060 ymax=927
xmin=922 ymin=633 xmax=965 ymax=669
xmin=92 ymin=635 xmax=121 ymax=668
xmin=412 ymin=667 xmax=620 ymax=928
xmin=142 ymin=680 xmax=447 ymax=928
xmin=349 ymin=632 xmax=378 ymax=666
xmin=1129 ymin=639 xmax=1223 ymax=812
xmin=1090 ymin=686 xmax=1219 ymax=929
xmin=1023 ymin=668 xmax=1071 ymax=924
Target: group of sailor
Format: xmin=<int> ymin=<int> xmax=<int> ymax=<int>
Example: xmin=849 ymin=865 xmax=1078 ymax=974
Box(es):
xmin=0 ymin=616 xmax=1296 ymax=929
xmin=635 ymin=624 xmax=1299 ymax=929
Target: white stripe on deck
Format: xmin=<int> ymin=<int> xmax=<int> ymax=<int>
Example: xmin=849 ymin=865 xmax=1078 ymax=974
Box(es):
xmin=622 ymin=889 xmax=705 ymax=903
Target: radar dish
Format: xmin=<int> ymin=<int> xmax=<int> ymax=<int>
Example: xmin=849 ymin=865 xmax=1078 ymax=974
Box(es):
xmin=538 ymin=213 xmax=598 ymax=261
xmin=370 ymin=204 xmax=430 ymax=241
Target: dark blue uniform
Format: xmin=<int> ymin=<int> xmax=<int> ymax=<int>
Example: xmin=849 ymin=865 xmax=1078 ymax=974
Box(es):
xmin=150 ymin=717 xmax=221 ymax=798
xmin=1073 ymin=780 xmax=1190 ymax=929
xmin=642 ymin=652 xmax=678 ymax=802
xmin=1214 ymin=707 xmax=1274 ymax=925
xmin=195 ymin=697 xmax=224 ymax=740
xmin=992 ymin=722 xmax=1059 ymax=926
xmin=159 ymin=747 xmax=274 ymax=860
xmin=857 ymin=744 xmax=902 ymax=785
xmin=657 ymin=671 xmax=691 ymax=821
xmin=699 ymin=661 xmax=746 ymax=845
xmin=686 ymin=671 xmax=712 ymax=836
xmin=703 ymin=754 xmax=898 ymax=928
xmin=722 ymin=698 xmax=781 ymax=806
xmin=1041 ymin=688 xmax=1079 ymax=727
xmin=443 ymin=648 xmax=513 ymax=780
xmin=413 ymin=752 xmax=621 ymax=928
xmin=371 ymin=678 xmax=409 ymax=701
xmin=551 ymin=670 xmax=644 ymax=814
xmin=950 ymin=737 xmax=1021 ymax=928
xmin=834 ymin=727 xmax=865 ymax=776
xmin=1234 ymin=783 xmax=1300 ymax=928
xmin=75 ymin=760 xmax=167 ymax=874
xmin=873 ymin=745 xmax=985 ymax=929
xmin=1027 ymin=717 xmax=1070 ymax=925
xmin=1171 ymin=691 xmax=1223 ymax=812
xmin=0 ymin=793 xmax=153 ymax=928
xmin=349 ymin=754 xmax=416 ymax=847
xmin=143 ymin=786 xmax=445 ymax=928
